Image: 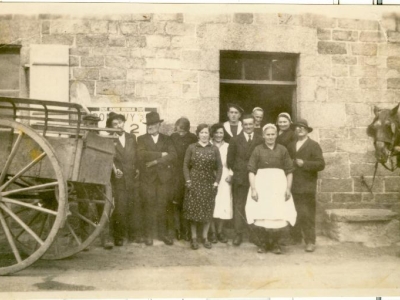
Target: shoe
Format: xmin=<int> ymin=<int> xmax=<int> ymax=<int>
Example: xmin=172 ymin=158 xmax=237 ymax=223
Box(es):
xmin=103 ymin=241 xmax=113 ymax=250
xmin=203 ymin=239 xmax=212 ymax=249
xmin=114 ymin=239 xmax=124 ymax=247
xmin=190 ymin=239 xmax=199 ymax=250
xmin=271 ymin=243 xmax=282 ymax=255
xmin=233 ymin=234 xmax=242 ymax=246
xmin=305 ymin=243 xmax=315 ymax=252
xmin=175 ymin=229 xmax=182 ymax=241
xmin=162 ymin=236 xmax=174 ymax=246
xmin=145 ymin=238 xmax=153 ymax=246
xmin=217 ymin=232 xmax=228 ymax=243
xmin=209 ymin=232 xmax=218 ymax=244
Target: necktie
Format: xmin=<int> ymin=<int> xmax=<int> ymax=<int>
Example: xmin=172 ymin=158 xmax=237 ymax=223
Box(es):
xmin=248 ymin=134 xmax=252 ymax=143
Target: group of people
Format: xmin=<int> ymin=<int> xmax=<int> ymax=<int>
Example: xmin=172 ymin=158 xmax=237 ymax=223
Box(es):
xmin=101 ymin=103 xmax=325 ymax=255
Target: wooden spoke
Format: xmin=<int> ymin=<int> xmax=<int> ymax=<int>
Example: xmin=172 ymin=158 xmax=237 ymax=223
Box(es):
xmin=0 ymin=131 xmax=23 ymax=185
xmin=74 ymin=211 xmax=98 ymax=228
xmin=0 ymin=203 xmax=44 ymax=246
xmin=2 ymin=182 xmax=58 ymax=197
xmin=66 ymin=221 xmax=82 ymax=246
xmin=0 ymin=209 xmax=22 ymax=263
xmin=0 ymin=152 xmax=46 ymax=192
xmin=1 ymin=197 xmax=58 ymax=216
xmin=38 ymin=214 xmax=50 ymax=240
xmin=15 ymin=212 xmax=41 ymax=240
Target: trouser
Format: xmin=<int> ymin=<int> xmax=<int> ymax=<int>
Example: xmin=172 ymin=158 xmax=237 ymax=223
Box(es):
xmin=291 ymin=193 xmax=316 ymax=244
xmin=141 ymin=179 xmax=173 ymax=240
xmin=172 ymin=179 xmax=189 ymax=235
xmin=232 ymin=183 xmax=249 ymax=235
xmin=111 ymin=187 xmax=137 ymax=241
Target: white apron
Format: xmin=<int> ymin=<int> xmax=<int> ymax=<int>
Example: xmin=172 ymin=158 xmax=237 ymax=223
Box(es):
xmin=245 ymin=168 xmax=297 ymax=229
xmin=213 ymin=143 xmax=233 ymax=219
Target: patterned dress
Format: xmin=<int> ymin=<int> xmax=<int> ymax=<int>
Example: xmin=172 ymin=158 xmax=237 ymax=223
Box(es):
xmin=183 ymin=142 xmax=223 ymax=222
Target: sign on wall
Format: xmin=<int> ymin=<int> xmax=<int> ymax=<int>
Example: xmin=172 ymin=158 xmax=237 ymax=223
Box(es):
xmin=87 ymin=103 xmax=159 ymax=136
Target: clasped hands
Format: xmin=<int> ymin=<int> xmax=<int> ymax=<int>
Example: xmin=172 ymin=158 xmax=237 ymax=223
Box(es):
xmin=251 ymin=188 xmax=292 ymax=202
xmin=145 ymin=152 xmax=168 ymax=168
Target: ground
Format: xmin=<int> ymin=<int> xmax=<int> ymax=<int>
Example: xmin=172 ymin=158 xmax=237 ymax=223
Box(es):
xmin=1 ymin=237 xmax=400 ymax=297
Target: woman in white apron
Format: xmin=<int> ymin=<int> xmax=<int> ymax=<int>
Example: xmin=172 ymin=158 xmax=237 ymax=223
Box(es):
xmin=246 ymin=124 xmax=297 ymax=254
xmin=209 ymin=123 xmax=233 ymax=243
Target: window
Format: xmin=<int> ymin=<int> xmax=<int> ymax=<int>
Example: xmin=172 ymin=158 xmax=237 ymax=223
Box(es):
xmin=0 ymin=45 xmax=21 ymax=97
xmin=220 ymin=50 xmax=297 ymax=123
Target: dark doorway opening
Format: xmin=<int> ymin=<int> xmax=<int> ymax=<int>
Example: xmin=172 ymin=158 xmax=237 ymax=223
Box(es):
xmin=219 ymin=50 xmax=297 ymax=124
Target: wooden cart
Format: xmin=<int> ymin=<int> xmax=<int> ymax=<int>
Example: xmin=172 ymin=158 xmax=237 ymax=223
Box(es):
xmin=0 ymin=97 xmax=119 ymax=275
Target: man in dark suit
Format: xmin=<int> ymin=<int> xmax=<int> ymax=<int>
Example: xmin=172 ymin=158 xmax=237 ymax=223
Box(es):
xmin=107 ymin=112 xmax=140 ymax=247
xmin=137 ymin=111 xmax=177 ymax=246
xmin=223 ymin=103 xmax=244 ymax=143
xmin=252 ymin=107 xmax=264 ymax=137
xmin=287 ymin=119 xmax=325 ymax=253
xmin=227 ymin=114 xmax=264 ymax=246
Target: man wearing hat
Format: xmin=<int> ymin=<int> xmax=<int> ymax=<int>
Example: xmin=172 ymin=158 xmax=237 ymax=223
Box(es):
xmin=252 ymin=107 xmax=264 ymax=137
xmin=106 ymin=112 xmax=140 ymax=247
xmin=137 ymin=111 xmax=177 ymax=246
xmin=287 ymin=118 xmax=325 ymax=253
xmin=223 ymin=103 xmax=244 ymax=143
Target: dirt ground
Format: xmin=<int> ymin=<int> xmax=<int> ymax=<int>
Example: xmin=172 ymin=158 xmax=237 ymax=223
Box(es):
xmin=1 ymin=236 xmax=400 ymax=297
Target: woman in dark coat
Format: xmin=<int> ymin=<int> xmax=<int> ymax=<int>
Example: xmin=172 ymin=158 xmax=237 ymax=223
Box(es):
xmin=183 ymin=124 xmax=223 ymax=250
xmin=276 ymin=112 xmax=296 ymax=148
xmin=170 ymin=117 xmax=197 ymax=241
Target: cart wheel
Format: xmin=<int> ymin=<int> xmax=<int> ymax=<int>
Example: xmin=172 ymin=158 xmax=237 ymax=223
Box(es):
xmin=41 ymin=182 xmax=113 ymax=260
xmin=0 ymin=119 xmax=67 ymax=275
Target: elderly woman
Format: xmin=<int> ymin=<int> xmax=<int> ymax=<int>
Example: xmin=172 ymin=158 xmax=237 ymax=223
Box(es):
xmin=170 ymin=117 xmax=198 ymax=241
xmin=246 ymin=124 xmax=297 ymax=254
xmin=183 ymin=124 xmax=223 ymax=250
xmin=276 ymin=112 xmax=296 ymax=148
xmin=209 ymin=123 xmax=233 ymax=244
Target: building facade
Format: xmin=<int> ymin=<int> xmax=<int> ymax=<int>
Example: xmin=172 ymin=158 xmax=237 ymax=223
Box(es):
xmin=1 ymin=7 xmax=400 ymax=227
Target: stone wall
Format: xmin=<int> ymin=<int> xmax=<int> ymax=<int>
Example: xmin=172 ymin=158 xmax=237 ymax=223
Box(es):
xmin=1 ymin=11 xmax=400 ymax=224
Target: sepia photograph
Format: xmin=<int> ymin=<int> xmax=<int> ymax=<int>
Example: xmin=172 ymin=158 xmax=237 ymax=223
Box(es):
xmin=0 ymin=2 xmax=400 ymax=298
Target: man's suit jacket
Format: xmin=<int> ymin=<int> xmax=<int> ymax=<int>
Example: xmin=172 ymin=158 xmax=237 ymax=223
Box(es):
xmin=137 ymin=133 xmax=177 ymax=184
xmin=112 ymin=132 xmax=137 ymax=191
xmin=227 ymin=131 xmax=264 ymax=186
xmin=287 ymin=138 xmax=325 ymax=194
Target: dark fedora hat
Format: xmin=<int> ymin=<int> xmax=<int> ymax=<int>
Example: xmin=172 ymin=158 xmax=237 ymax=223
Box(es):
xmin=292 ymin=118 xmax=313 ymax=133
xmin=227 ymin=103 xmax=244 ymax=114
xmin=143 ymin=111 xmax=164 ymax=125
xmin=83 ymin=113 xmax=101 ymax=123
xmin=106 ymin=111 xmax=126 ymax=128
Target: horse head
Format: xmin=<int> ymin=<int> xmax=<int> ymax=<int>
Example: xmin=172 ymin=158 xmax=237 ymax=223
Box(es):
xmin=367 ymin=103 xmax=400 ymax=164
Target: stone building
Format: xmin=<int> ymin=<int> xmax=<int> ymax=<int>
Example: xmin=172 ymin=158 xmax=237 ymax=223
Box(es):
xmin=1 ymin=5 xmax=400 ymax=229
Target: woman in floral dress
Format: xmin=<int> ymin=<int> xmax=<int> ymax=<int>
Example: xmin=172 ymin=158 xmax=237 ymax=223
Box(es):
xmin=183 ymin=124 xmax=223 ymax=250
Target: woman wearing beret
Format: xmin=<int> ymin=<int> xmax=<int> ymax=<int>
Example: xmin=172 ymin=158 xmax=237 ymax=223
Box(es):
xmin=183 ymin=124 xmax=223 ymax=250
xmin=246 ymin=124 xmax=297 ymax=254
xmin=276 ymin=112 xmax=296 ymax=149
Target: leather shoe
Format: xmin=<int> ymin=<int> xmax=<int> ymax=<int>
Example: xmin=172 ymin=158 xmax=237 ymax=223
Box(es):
xmin=114 ymin=239 xmax=124 ymax=247
xmin=233 ymin=234 xmax=242 ymax=246
xmin=217 ymin=233 xmax=228 ymax=243
xmin=203 ymin=239 xmax=212 ymax=249
xmin=305 ymin=243 xmax=315 ymax=252
xmin=103 ymin=240 xmax=113 ymax=250
xmin=271 ymin=243 xmax=283 ymax=255
xmin=209 ymin=232 xmax=218 ymax=244
xmin=145 ymin=238 xmax=153 ymax=246
xmin=162 ymin=236 xmax=174 ymax=246
xmin=190 ymin=239 xmax=199 ymax=250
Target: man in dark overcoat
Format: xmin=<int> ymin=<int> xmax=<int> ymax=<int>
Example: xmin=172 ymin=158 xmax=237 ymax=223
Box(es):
xmin=107 ymin=112 xmax=141 ymax=247
xmin=137 ymin=111 xmax=177 ymax=246
xmin=227 ymin=114 xmax=263 ymax=246
xmin=287 ymin=118 xmax=325 ymax=253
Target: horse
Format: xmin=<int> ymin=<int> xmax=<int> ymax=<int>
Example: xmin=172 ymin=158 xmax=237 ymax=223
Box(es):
xmin=367 ymin=103 xmax=400 ymax=171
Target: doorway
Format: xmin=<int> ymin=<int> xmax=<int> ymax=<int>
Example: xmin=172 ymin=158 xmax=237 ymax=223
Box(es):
xmin=219 ymin=50 xmax=297 ymax=124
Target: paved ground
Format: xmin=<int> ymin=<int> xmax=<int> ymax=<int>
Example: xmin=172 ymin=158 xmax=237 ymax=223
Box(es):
xmin=1 ymin=237 xmax=400 ymax=297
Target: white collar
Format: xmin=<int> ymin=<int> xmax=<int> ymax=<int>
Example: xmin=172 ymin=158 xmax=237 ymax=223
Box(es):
xmin=245 ymin=132 xmax=253 ymax=141
xmin=223 ymin=121 xmax=243 ymax=137
xmin=151 ymin=134 xmax=159 ymax=143
xmin=118 ymin=133 xmax=126 ymax=147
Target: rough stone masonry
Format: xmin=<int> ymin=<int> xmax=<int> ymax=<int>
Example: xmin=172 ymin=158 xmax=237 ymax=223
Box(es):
xmin=1 ymin=11 xmax=400 ymax=228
